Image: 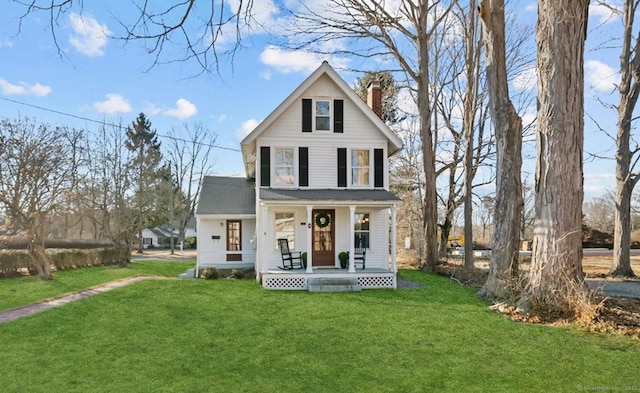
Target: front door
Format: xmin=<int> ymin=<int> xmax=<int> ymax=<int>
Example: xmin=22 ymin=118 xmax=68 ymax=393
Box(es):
xmin=312 ymin=209 xmax=335 ymax=266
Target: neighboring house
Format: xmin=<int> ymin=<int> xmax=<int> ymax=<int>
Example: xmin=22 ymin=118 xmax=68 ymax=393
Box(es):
xmin=196 ymin=61 xmax=403 ymax=289
xmin=140 ymin=227 xmax=175 ymax=249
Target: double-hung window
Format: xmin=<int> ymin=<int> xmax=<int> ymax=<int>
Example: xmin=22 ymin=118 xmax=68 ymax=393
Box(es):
xmin=274 ymin=213 xmax=295 ymax=249
xmin=351 ymin=149 xmax=370 ymax=186
xmin=274 ymin=147 xmax=295 ymax=185
xmin=354 ymin=213 xmax=370 ymax=248
xmin=315 ymin=100 xmax=331 ymax=131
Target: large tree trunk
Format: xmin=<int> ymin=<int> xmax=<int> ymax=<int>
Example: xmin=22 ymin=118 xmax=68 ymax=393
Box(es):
xmin=463 ymin=0 xmax=480 ymax=270
xmin=612 ymin=179 xmax=635 ymax=276
xmin=29 ymin=215 xmax=53 ymax=280
xmin=524 ymin=0 xmax=588 ymax=308
xmin=612 ymin=0 xmax=640 ymax=278
xmin=418 ymin=6 xmax=439 ymax=271
xmin=477 ymin=0 xmax=523 ymax=300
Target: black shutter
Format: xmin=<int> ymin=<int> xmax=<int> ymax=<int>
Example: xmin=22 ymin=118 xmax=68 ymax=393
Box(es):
xmin=260 ymin=146 xmax=270 ymax=187
xmin=302 ymin=99 xmax=312 ymax=132
xmin=299 ymin=147 xmax=308 ymax=187
xmin=334 ymin=99 xmax=344 ymax=133
xmin=374 ymin=148 xmax=384 ymax=188
xmin=337 ymin=148 xmax=347 ymax=187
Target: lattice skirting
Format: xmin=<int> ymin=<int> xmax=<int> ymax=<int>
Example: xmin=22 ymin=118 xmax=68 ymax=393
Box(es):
xmin=262 ymin=274 xmax=396 ymax=290
xmin=263 ymin=276 xmax=307 ymax=290
xmin=358 ymin=276 xmax=395 ymax=289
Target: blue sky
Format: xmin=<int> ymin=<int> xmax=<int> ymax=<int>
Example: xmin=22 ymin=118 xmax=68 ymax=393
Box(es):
xmin=0 ymin=1 xmax=630 ymax=201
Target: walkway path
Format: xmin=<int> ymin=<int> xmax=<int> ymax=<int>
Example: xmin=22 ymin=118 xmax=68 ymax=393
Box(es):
xmin=0 ymin=276 xmax=168 ymax=325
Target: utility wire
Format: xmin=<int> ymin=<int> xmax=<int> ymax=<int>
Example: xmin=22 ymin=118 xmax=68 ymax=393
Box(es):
xmin=0 ymin=96 xmax=242 ymax=152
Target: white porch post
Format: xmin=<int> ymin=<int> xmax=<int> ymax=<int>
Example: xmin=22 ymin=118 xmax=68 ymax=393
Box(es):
xmin=348 ymin=205 xmax=356 ymax=273
xmin=391 ymin=205 xmax=398 ymax=274
xmin=306 ymin=205 xmax=313 ymax=273
xmin=261 ymin=205 xmax=269 ymax=276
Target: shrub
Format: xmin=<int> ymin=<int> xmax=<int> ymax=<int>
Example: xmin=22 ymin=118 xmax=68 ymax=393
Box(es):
xmin=185 ymin=236 xmax=197 ymax=249
xmin=200 ymin=267 xmax=219 ymax=279
xmin=0 ymin=248 xmax=119 ymax=278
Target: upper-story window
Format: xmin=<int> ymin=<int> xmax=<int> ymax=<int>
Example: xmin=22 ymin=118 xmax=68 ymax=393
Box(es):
xmin=315 ymin=100 xmax=331 ymax=131
xmin=274 ymin=147 xmax=295 ymax=185
xmin=302 ymin=98 xmax=343 ymax=133
xmin=351 ymin=149 xmax=370 ymax=186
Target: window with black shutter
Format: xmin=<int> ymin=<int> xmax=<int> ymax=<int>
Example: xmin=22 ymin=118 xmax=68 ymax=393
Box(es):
xmin=374 ymin=148 xmax=384 ymax=188
xmin=260 ymin=146 xmax=270 ymax=187
xmin=337 ymin=148 xmax=347 ymax=187
xmin=334 ymin=99 xmax=343 ymax=133
xmin=302 ymin=99 xmax=312 ymax=132
xmin=299 ymin=147 xmax=308 ymax=187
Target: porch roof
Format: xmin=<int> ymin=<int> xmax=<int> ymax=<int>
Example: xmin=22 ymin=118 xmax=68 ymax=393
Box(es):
xmin=259 ymin=188 xmax=401 ymax=204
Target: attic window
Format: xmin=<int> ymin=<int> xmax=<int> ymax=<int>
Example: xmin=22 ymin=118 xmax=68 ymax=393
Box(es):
xmin=315 ymin=100 xmax=330 ymax=130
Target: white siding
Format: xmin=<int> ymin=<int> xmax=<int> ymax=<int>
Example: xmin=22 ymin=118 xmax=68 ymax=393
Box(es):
xmin=257 ymin=73 xmax=390 ymax=189
xmin=197 ymin=217 xmax=256 ymax=268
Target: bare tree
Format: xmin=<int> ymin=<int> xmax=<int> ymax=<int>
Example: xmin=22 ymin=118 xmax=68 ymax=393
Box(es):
xmin=165 ymin=123 xmax=217 ymax=251
xmin=523 ymin=0 xmax=589 ymax=309
xmin=477 ymin=0 xmax=523 ymax=300
xmin=584 ymin=194 xmax=616 ymax=235
xmin=607 ymin=0 xmax=640 ymax=277
xmin=286 ymin=0 xmax=455 ymax=269
xmin=0 ymin=117 xmax=81 ymax=279
xmin=12 ymin=0 xmax=257 ymax=72
xmin=82 ymin=122 xmax=138 ymax=266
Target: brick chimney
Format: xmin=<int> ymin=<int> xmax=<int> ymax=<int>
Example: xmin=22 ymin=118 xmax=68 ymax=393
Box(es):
xmin=367 ymin=80 xmax=382 ymax=119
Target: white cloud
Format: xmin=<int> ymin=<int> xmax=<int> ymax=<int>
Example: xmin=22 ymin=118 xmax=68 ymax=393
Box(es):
xmin=259 ymin=46 xmax=350 ymax=75
xmin=513 ymin=68 xmax=536 ymax=92
xmin=236 ymin=119 xmax=260 ymax=140
xmin=143 ymin=102 xmax=162 ymax=116
xmin=68 ymin=13 xmax=111 ymax=57
xmin=0 ymin=78 xmax=51 ymax=96
xmin=0 ymin=36 xmax=13 ymax=47
xmin=589 ymin=2 xmax=622 ymax=26
xmin=260 ymin=69 xmax=272 ymax=80
xmin=163 ymin=98 xmax=198 ymax=119
xmin=207 ymin=0 xmax=279 ymax=47
xmin=585 ymin=60 xmax=619 ymax=93
xmin=93 ymin=94 xmax=131 ymax=114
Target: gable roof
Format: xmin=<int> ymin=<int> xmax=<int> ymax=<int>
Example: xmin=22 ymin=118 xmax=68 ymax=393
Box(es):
xmin=195 ymin=176 xmax=255 ymax=216
xmin=240 ymin=61 xmax=404 ymax=179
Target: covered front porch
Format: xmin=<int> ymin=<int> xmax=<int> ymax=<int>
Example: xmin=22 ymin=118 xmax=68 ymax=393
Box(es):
xmin=262 ymin=267 xmax=396 ymax=290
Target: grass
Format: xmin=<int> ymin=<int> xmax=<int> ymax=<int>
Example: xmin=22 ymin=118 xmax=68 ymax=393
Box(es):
xmin=1 ymin=267 xmax=639 ymax=392
xmin=0 ymin=260 xmax=193 ymax=311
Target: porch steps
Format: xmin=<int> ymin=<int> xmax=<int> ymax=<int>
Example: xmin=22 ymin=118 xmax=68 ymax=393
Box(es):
xmin=307 ymin=277 xmax=362 ymax=292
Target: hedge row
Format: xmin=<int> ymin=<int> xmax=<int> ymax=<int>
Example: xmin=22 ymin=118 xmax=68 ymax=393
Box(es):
xmin=0 ymin=248 xmax=120 ymax=278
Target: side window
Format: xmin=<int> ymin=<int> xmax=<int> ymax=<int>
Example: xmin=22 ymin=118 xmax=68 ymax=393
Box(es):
xmin=315 ymin=100 xmax=331 ymax=131
xmin=274 ymin=147 xmax=295 ymax=185
xmin=275 ymin=213 xmax=295 ymax=249
xmin=351 ymin=149 xmax=370 ymax=186
xmin=354 ymin=213 xmax=370 ymax=248
xmin=227 ymin=220 xmax=241 ymax=251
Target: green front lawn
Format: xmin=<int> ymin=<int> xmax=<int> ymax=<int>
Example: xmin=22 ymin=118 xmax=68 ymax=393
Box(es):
xmin=0 ymin=260 xmax=192 ymax=311
xmin=1 ymin=268 xmax=639 ymax=392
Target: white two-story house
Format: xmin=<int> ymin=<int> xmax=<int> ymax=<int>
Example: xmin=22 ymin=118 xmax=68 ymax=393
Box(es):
xmin=195 ymin=61 xmax=403 ymax=290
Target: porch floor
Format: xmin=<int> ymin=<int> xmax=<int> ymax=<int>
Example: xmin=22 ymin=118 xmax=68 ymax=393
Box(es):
xmin=262 ymin=267 xmax=396 ymax=290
